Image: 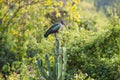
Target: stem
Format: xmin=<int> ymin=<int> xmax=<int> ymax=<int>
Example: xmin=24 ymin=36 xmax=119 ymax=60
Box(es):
xmin=54 ymin=33 xmax=60 ymax=55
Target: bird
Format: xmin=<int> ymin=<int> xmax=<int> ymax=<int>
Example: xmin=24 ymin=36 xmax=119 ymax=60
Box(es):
xmin=44 ymin=21 xmax=65 ymax=38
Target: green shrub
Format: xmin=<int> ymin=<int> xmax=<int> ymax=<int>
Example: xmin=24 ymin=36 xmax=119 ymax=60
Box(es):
xmin=67 ymin=17 xmax=120 ymax=80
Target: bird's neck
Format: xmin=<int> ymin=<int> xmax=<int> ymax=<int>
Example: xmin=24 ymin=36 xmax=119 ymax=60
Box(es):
xmin=59 ymin=23 xmax=64 ymax=27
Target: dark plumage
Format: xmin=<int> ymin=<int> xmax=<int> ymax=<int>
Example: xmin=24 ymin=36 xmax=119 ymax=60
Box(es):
xmin=44 ymin=21 xmax=65 ymax=37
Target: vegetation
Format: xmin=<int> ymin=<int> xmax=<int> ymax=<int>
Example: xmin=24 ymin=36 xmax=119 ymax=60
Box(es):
xmin=0 ymin=0 xmax=120 ymax=80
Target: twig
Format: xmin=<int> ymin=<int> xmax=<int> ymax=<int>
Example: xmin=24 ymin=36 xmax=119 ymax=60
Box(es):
xmin=6 ymin=7 xmax=20 ymax=29
xmin=1 ymin=10 xmax=9 ymax=24
xmin=3 ymin=0 xmax=42 ymax=32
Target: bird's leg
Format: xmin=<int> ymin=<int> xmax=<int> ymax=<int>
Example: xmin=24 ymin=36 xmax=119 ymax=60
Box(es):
xmin=54 ymin=33 xmax=60 ymax=56
xmin=54 ymin=33 xmax=57 ymax=39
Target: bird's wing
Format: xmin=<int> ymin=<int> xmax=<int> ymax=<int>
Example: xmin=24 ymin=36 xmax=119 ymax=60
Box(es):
xmin=44 ymin=24 xmax=60 ymax=37
xmin=50 ymin=24 xmax=60 ymax=31
xmin=46 ymin=24 xmax=60 ymax=33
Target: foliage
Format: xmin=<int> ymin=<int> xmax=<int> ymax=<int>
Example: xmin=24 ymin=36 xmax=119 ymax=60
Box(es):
xmin=78 ymin=17 xmax=96 ymax=31
xmin=0 ymin=0 xmax=120 ymax=80
xmin=67 ymin=16 xmax=120 ymax=80
xmin=94 ymin=0 xmax=120 ymax=17
xmin=0 ymin=0 xmax=80 ymax=79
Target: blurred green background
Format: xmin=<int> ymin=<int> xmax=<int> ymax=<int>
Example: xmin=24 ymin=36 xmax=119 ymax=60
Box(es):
xmin=0 ymin=0 xmax=120 ymax=80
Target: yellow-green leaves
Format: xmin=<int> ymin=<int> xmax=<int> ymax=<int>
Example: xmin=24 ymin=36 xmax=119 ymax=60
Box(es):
xmin=44 ymin=0 xmax=53 ymax=6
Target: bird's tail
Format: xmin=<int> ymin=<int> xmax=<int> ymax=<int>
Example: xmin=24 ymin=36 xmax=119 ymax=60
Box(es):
xmin=44 ymin=32 xmax=49 ymax=37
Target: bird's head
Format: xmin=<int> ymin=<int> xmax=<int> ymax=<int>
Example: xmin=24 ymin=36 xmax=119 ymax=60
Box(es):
xmin=60 ymin=20 xmax=65 ymax=26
